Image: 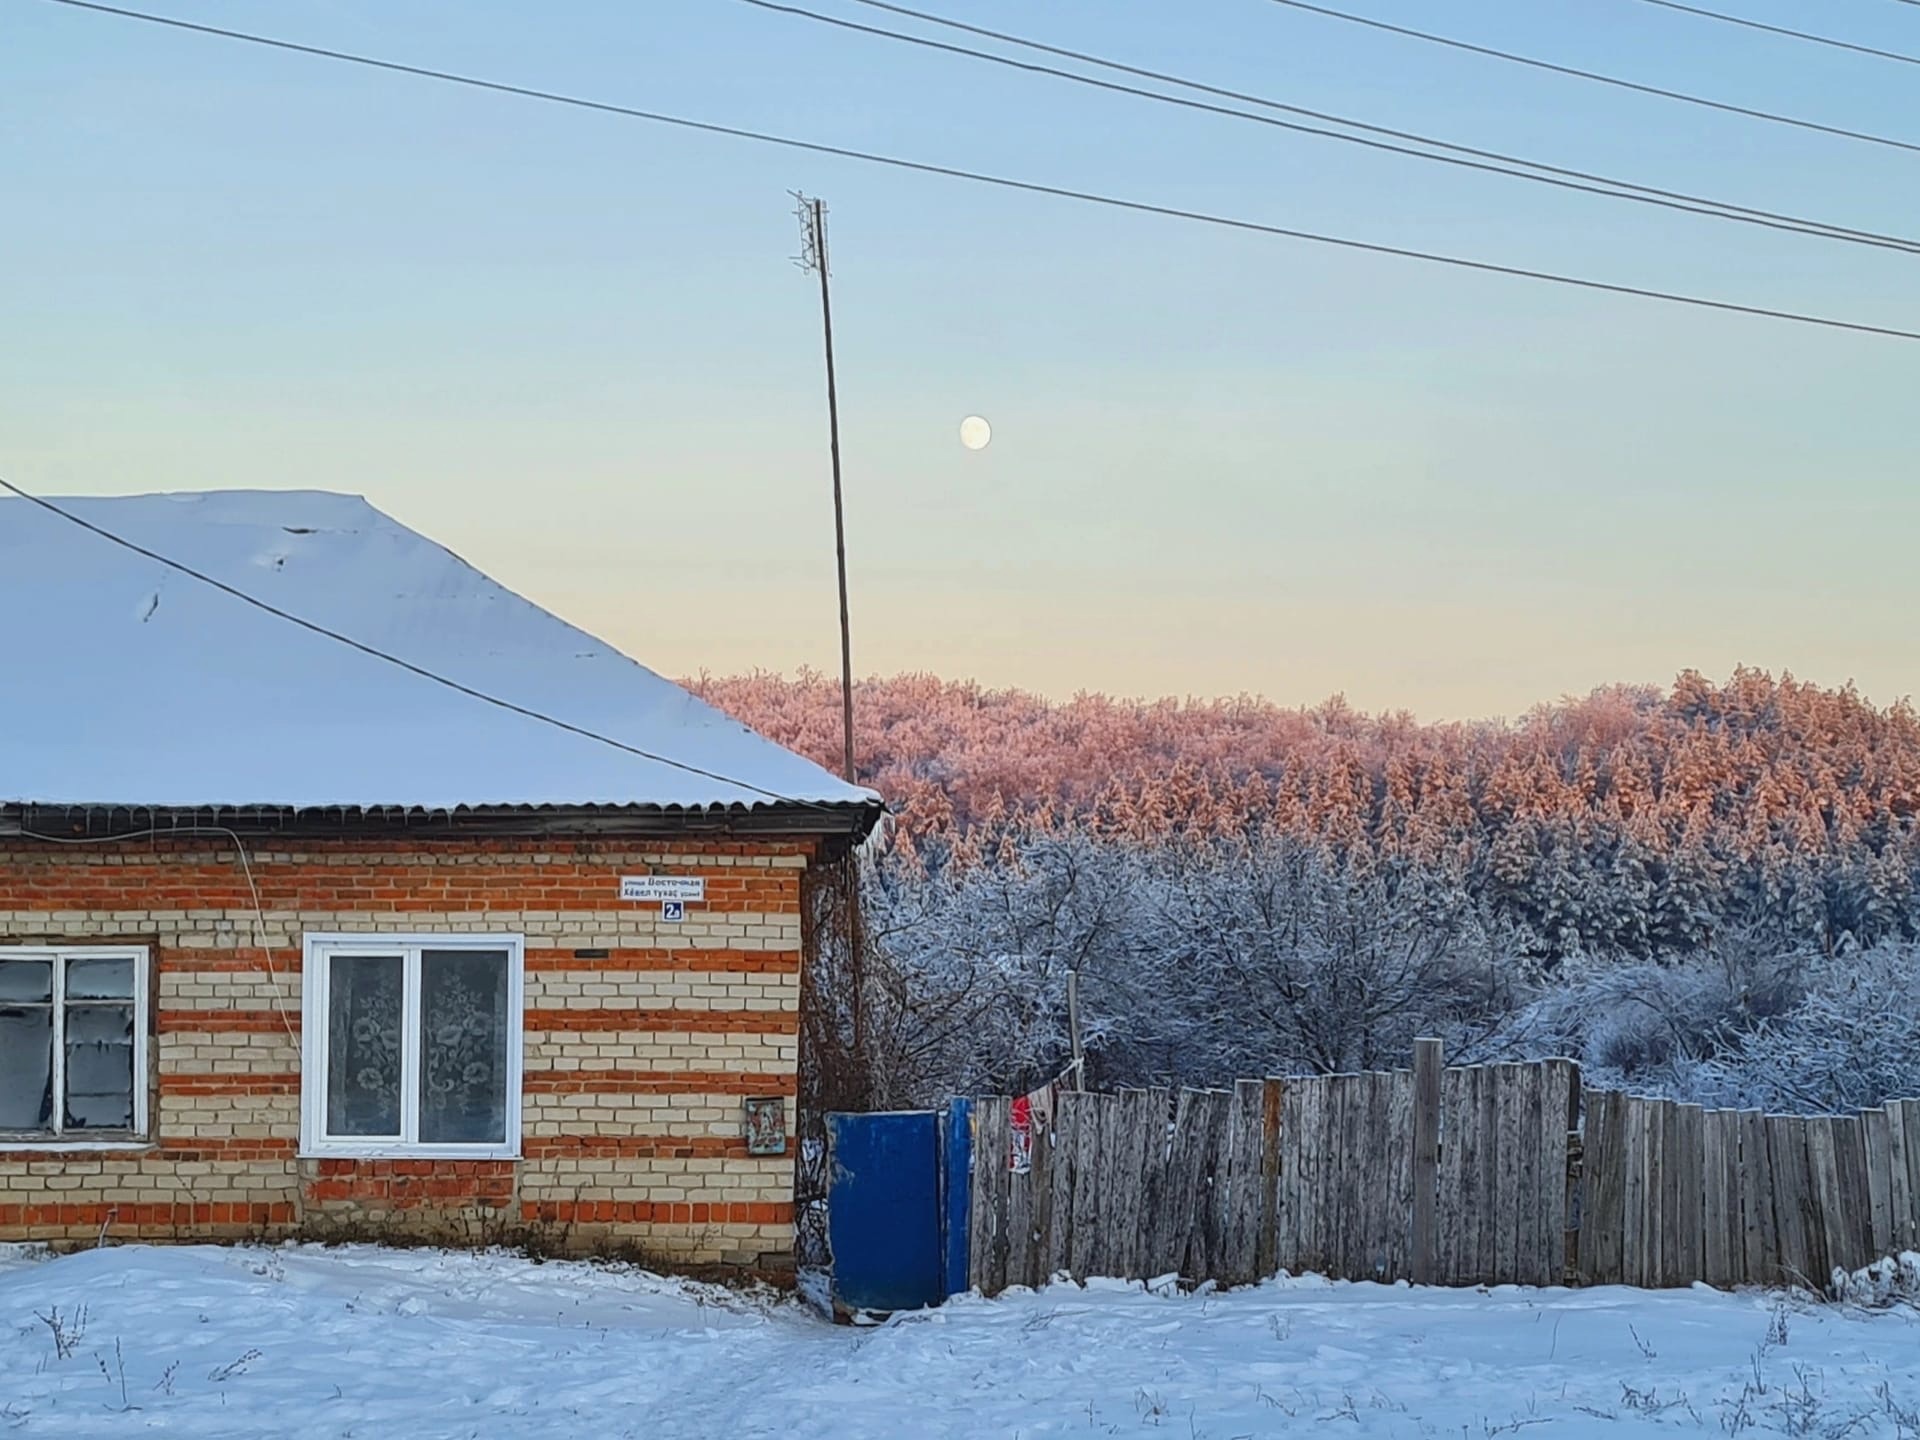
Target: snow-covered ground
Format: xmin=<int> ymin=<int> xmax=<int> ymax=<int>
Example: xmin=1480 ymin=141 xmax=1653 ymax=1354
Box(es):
xmin=2 ymin=1244 xmax=1919 ymax=1438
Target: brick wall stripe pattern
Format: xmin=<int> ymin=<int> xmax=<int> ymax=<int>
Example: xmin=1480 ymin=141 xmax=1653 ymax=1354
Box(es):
xmin=0 ymin=837 xmax=815 ymax=1267
xmin=521 ymin=1070 xmax=799 ymax=1095
xmin=522 ymin=1009 xmax=799 ymax=1034
xmin=160 ymin=947 xmax=803 ymax=974
xmin=159 ymin=1075 xmax=302 ymax=1096
xmin=155 ymin=1008 xmax=801 ymax=1035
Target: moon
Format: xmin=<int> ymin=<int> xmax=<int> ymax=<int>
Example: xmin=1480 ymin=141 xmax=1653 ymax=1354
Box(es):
xmin=959 ymin=415 xmax=992 ymax=451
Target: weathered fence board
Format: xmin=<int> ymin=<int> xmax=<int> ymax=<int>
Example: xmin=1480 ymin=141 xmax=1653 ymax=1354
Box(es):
xmin=1068 ymin=1093 xmax=1099 ymax=1279
xmin=1807 ymin=1118 xmax=1848 ymax=1281
xmin=1303 ymin=1079 xmax=1331 ymax=1276
xmin=967 ymin=1094 xmax=991 ymax=1293
xmin=1225 ymin=1079 xmax=1264 ymax=1284
xmin=1153 ymin=1091 xmax=1190 ymax=1277
xmin=1183 ymin=1088 xmax=1221 ymax=1278
xmin=1464 ymin=1064 xmax=1485 ymax=1287
xmin=1838 ymin=1115 xmax=1873 ymax=1272
xmin=1258 ymin=1078 xmax=1283 ymax=1276
xmin=1455 ymin=1067 xmax=1481 ymax=1285
xmin=1618 ymin=1096 xmax=1647 ymax=1286
xmin=1120 ymin=1089 xmax=1157 ymax=1279
xmin=1320 ymin=1077 xmax=1345 ymax=1277
xmin=1712 ymin=1113 xmax=1743 ymax=1290
xmin=1865 ymin=1106 xmax=1894 ymax=1262
xmin=1578 ymin=1089 xmax=1615 ymax=1284
xmin=1742 ymin=1110 xmax=1777 ymax=1287
xmin=1337 ymin=1077 xmax=1362 ymax=1278
xmin=1357 ymin=1074 xmax=1384 ymax=1279
xmin=1198 ymin=1089 xmax=1233 ymax=1279
xmin=1478 ymin=1066 xmax=1503 ymax=1285
xmin=1274 ymin=1083 xmax=1300 ymax=1273
xmin=1534 ymin=1062 xmax=1565 ymax=1285
xmin=1006 ymin=1111 xmax=1034 ymax=1287
xmin=1643 ymin=1098 xmax=1665 ymax=1285
xmin=1411 ymin=1042 xmax=1441 ymax=1284
xmin=1905 ymin=1103 xmax=1920 ymax=1256
xmin=1495 ymin=1066 xmax=1521 ymax=1285
xmin=1678 ymin=1105 xmax=1707 ymax=1287
xmin=1769 ymin=1115 xmax=1812 ymax=1287
xmin=1435 ymin=1064 xmax=1465 ymax=1282
xmin=1515 ymin=1064 xmax=1542 ymax=1285
xmin=1095 ymin=1093 xmax=1124 ymax=1281
xmin=1886 ymin=1103 xmax=1913 ymax=1257
xmin=1546 ymin=1061 xmax=1576 ymax=1283
xmin=1045 ymin=1095 xmax=1075 ymax=1279
xmin=1890 ymin=1101 xmax=1917 ymax=1256
xmin=982 ymin=1095 xmax=1012 ymax=1295
xmin=1325 ymin=1078 xmax=1350 ymax=1278
xmin=1387 ymin=1069 xmax=1415 ymax=1280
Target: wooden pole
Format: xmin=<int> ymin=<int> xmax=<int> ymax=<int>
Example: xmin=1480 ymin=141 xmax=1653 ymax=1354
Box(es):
xmin=794 ymin=194 xmax=863 ymax=1078
xmin=797 ymin=194 xmax=856 ymax=784
xmin=1066 ymin=969 xmax=1085 ymax=1091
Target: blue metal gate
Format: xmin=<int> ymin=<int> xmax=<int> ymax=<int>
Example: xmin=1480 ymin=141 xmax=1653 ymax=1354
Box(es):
xmin=824 ymin=1100 xmax=972 ymax=1316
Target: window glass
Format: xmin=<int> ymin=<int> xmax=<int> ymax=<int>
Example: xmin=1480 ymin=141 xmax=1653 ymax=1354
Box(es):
xmin=63 ymin=1004 xmax=135 ymax=1130
xmin=66 ymin=957 xmax=135 ymax=1000
xmin=0 ymin=960 xmax=52 ymax=1003
xmin=325 ymin=954 xmax=404 ymax=1138
xmin=0 ymin=1004 xmax=54 ymax=1130
xmin=419 ymin=950 xmax=510 ymax=1145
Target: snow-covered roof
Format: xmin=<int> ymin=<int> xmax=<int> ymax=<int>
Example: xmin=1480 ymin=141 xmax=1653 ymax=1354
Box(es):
xmin=0 ymin=490 xmax=880 ymax=822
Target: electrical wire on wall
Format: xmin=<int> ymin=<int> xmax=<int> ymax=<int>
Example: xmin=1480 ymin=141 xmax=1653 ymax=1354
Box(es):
xmin=17 ymin=824 xmax=299 ymax=1046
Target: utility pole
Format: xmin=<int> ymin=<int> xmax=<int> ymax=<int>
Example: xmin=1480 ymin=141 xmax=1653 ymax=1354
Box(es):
xmin=794 ymin=193 xmax=866 ymax=1083
xmin=794 ymin=192 xmax=855 ymax=784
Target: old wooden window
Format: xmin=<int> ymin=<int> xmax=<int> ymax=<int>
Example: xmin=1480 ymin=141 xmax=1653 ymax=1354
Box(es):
xmin=0 ymin=946 xmax=148 ymax=1146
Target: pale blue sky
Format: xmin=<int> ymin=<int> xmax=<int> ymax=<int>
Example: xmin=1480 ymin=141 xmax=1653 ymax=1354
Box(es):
xmin=5 ymin=0 xmax=1916 ymax=718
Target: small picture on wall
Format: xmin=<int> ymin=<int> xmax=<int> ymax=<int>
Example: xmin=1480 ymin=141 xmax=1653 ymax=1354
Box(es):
xmin=744 ymin=1096 xmax=787 ymax=1156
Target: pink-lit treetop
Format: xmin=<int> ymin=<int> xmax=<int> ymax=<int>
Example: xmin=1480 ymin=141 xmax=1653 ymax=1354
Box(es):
xmin=690 ymin=667 xmax=1920 ymax=872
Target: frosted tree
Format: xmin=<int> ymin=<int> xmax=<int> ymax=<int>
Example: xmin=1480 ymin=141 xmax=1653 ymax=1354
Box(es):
xmin=1693 ymin=942 xmax=1920 ymax=1111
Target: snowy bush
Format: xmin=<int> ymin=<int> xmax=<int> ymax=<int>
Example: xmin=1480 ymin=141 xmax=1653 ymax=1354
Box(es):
xmin=1830 ymin=1251 xmax=1920 ymax=1307
xmin=849 ymin=830 xmax=1920 ymax=1113
xmin=1490 ymin=936 xmax=1805 ymax=1096
xmin=1692 ymin=943 xmax=1920 ymax=1113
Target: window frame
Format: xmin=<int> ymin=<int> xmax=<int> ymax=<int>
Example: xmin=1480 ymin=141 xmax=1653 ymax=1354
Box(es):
xmin=0 ymin=944 xmax=150 ymax=1151
xmin=300 ymin=932 xmax=525 ymax=1161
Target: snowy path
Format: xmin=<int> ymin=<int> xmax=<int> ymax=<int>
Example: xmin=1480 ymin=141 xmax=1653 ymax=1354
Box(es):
xmin=2 ymin=1244 xmax=1918 ymax=1437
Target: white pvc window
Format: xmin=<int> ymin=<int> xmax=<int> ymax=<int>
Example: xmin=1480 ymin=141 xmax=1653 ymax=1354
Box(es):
xmin=0 ymin=946 xmax=149 ymax=1147
xmin=301 ymin=934 xmax=524 ymax=1160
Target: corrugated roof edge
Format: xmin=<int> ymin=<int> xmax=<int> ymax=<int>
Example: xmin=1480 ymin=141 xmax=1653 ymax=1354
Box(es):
xmin=2 ymin=798 xmax=887 ymax=842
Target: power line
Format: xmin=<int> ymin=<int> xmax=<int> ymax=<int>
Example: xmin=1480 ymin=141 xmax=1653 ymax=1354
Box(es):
xmin=750 ymin=0 xmax=1920 ymax=255
xmin=1260 ymin=0 xmax=1920 ymax=157
xmin=29 ymin=0 xmax=1920 ymax=340
xmin=841 ymin=0 xmax=1902 ymax=243
xmin=1626 ymin=0 xmax=1920 ymax=66
xmin=0 ymin=476 xmax=858 ymax=814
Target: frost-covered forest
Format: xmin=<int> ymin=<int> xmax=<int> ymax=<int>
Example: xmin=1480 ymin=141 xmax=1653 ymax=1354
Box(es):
xmin=695 ymin=668 xmax=1920 ymax=1113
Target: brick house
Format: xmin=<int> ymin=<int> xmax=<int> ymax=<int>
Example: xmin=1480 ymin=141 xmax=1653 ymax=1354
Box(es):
xmin=0 ymin=490 xmax=880 ymax=1266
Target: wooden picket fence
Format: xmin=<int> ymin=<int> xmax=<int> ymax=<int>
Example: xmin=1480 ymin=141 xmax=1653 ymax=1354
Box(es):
xmin=967 ymin=1043 xmax=1920 ymax=1296
xmin=1579 ymin=1093 xmax=1920 ymax=1288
